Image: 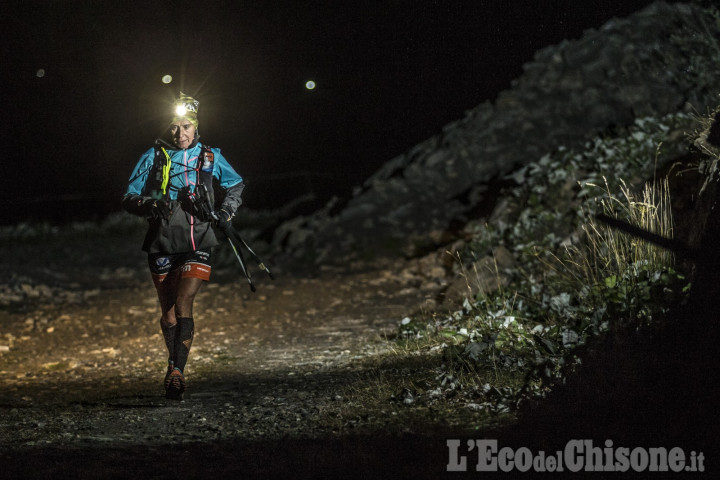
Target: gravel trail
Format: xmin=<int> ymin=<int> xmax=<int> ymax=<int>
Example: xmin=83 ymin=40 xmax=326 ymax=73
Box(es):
xmin=0 ymin=230 xmax=454 ymax=478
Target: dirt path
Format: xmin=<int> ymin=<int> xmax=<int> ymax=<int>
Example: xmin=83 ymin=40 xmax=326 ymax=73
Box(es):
xmin=1 ymin=267 xmax=433 ymax=428
xmin=3 ymin=228 xmax=717 ymax=478
xmin=0 ymin=231 xmax=463 ymax=478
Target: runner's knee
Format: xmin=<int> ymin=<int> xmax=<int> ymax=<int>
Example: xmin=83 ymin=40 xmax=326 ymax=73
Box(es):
xmin=161 ymin=312 xmax=177 ymax=327
xmin=174 ymin=293 xmax=196 ymax=317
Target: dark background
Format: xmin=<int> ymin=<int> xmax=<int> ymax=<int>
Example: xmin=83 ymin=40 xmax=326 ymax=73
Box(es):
xmin=2 ymin=0 xmax=656 ymax=224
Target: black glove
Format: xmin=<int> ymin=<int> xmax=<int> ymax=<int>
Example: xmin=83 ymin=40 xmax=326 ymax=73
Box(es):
xmin=143 ymin=198 xmax=170 ymax=221
xmin=215 ymin=208 xmax=234 ymax=235
xmin=123 ymin=195 xmax=169 ymax=220
xmin=178 ymin=186 xmax=215 ymax=222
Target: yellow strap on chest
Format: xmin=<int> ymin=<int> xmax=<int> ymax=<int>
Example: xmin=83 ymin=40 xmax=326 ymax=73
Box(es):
xmin=160 ymin=148 xmax=172 ymax=195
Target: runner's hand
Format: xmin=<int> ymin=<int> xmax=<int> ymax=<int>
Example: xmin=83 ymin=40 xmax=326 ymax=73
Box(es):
xmin=142 ymin=198 xmax=170 ymax=221
xmin=215 ymin=208 xmax=233 ymax=234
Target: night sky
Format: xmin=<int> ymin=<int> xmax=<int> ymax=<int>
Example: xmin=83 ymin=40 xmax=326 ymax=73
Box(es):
xmin=2 ymin=0 xmax=656 ymax=224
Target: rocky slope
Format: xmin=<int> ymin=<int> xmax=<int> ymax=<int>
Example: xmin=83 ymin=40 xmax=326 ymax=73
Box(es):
xmin=276 ymin=2 xmax=720 ymax=267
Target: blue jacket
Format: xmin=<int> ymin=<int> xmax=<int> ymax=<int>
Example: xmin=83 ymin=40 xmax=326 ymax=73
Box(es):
xmin=123 ymin=141 xmax=244 ymax=253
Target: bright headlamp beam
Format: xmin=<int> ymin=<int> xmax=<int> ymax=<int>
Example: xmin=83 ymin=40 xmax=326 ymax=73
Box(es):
xmin=175 ymin=105 xmax=187 ymax=116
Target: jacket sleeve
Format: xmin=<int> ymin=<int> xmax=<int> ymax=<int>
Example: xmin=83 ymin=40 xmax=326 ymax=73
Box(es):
xmin=122 ymin=148 xmax=155 ymax=217
xmin=213 ymin=148 xmax=244 ymax=215
xmin=221 ymin=182 xmax=244 ymax=215
xmin=122 ymin=194 xmax=151 ymax=217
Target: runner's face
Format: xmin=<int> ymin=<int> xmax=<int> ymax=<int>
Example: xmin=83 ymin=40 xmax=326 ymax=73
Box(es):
xmin=170 ymin=121 xmax=196 ymax=149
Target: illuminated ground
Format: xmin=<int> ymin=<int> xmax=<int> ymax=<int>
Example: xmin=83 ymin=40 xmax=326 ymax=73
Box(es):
xmin=0 ymin=227 xmax=457 ymax=478
xmin=1 ymin=225 xmax=717 ymax=478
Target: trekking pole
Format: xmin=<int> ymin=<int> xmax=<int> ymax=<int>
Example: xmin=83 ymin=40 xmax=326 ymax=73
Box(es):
xmin=226 ymin=234 xmax=256 ymax=292
xmin=227 ymin=226 xmax=275 ymax=280
xmin=193 ymin=183 xmax=273 ymax=291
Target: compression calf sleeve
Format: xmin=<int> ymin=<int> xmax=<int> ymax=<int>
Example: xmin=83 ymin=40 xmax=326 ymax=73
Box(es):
xmin=161 ymin=322 xmax=177 ymax=364
xmin=174 ymin=316 xmax=195 ymax=373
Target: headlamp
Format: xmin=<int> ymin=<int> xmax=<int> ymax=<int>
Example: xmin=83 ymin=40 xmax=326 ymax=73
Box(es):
xmin=172 ymin=93 xmax=200 ymax=129
xmin=174 ymin=96 xmax=199 ymax=116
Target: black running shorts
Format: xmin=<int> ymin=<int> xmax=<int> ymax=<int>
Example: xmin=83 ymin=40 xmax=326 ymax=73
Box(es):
xmin=148 ymin=250 xmax=212 ymax=285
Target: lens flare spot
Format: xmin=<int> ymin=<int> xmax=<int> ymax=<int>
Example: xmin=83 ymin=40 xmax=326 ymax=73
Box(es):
xmin=36 ymin=69 xmax=46 ymax=78
xmin=305 ymin=80 xmax=316 ymax=90
xmin=162 ymin=75 xmax=173 ymax=84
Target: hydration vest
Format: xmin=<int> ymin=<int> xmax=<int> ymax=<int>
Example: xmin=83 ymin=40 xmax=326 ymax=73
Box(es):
xmin=143 ymin=142 xmax=216 ymax=206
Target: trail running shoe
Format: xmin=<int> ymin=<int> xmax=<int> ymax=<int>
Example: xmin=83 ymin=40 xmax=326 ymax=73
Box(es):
xmin=165 ymin=368 xmax=186 ymax=400
xmin=163 ymin=362 xmax=174 ymax=391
